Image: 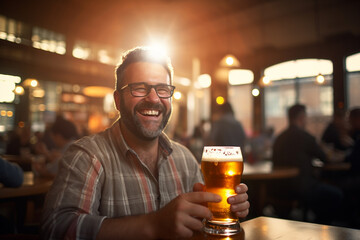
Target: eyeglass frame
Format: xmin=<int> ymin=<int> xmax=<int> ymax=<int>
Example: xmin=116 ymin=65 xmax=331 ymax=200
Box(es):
xmin=119 ymin=82 xmax=176 ymax=99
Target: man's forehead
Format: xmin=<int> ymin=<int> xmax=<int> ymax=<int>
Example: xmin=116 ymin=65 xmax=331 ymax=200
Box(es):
xmin=124 ymin=61 xmax=171 ymax=82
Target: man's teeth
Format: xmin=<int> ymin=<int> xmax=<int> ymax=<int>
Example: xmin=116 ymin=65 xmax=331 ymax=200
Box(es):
xmin=141 ymin=110 xmax=159 ymax=116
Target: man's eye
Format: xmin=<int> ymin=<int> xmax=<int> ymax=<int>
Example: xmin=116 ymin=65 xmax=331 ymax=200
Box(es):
xmin=133 ymin=87 xmax=147 ymax=92
xmin=157 ymin=86 xmax=170 ymax=93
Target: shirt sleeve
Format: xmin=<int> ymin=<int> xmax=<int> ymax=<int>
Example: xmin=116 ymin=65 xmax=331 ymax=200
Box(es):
xmin=0 ymin=157 xmax=24 ymax=187
xmin=41 ymin=145 xmax=106 ymax=240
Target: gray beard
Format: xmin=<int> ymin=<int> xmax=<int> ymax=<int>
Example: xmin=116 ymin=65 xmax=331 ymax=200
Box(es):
xmin=119 ymin=95 xmax=171 ymax=141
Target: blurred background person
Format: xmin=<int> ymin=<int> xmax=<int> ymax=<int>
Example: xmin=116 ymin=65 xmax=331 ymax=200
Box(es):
xmin=5 ymin=125 xmax=32 ymax=156
xmin=321 ymin=110 xmax=352 ymax=162
xmin=188 ymin=119 xmax=210 ymax=163
xmin=271 ymin=104 xmax=343 ymax=225
xmin=207 ymin=102 xmax=247 ymax=158
xmin=33 ymin=115 xmax=79 ymax=177
xmin=348 ymin=107 xmax=360 ymax=143
xmin=250 ymin=126 xmax=274 ymax=163
xmin=0 ymin=156 xmax=24 ymax=234
xmin=346 ymin=107 xmax=360 ymax=173
xmin=0 ymin=156 xmax=24 ymax=188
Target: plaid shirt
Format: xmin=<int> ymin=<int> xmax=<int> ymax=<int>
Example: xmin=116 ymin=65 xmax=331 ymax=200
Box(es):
xmin=41 ymin=120 xmax=203 ymax=240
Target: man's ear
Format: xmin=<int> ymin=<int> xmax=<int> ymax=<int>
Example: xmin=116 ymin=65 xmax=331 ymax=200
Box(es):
xmin=114 ymin=90 xmax=121 ymax=111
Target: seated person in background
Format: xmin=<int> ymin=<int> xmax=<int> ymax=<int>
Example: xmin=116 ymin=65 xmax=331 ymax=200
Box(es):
xmin=346 ymin=107 xmax=360 ymax=173
xmin=321 ymin=110 xmax=352 ymax=162
xmin=0 ymin=157 xmax=24 ymax=234
xmin=5 ymin=125 xmax=32 ymax=156
xmin=348 ymin=107 xmax=360 ymax=142
xmin=33 ymin=115 xmax=79 ymax=177
xmin=0 ymin=156 xmax=24 ymax=187
xmin=207 ymin=102 xmax=247 ymax=153
xmin=272 ymin=104 xmax=343 ymax=224
xmin=41 ymin=47 xmax=250 ymax=240
xmin=251 ymin=126 xmax=274 ymax=162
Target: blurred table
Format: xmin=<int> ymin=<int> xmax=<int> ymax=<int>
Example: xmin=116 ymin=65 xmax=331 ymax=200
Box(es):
xmin=0 ymin=172 xmax=53 ymax=199
xmin=0 ymin=172 xmax=53 ymax=233
xmin=242 ymin=162 xmax=299 ymax=217
xmin=1 ymin=154 xmax=33 ymax=171
xmin=323 ymin=162 xmax=351 ymax=171
xmin=243 ymin=161 xmax=299 ymax=180
xmin=191 ymin=216 xmax=360 ymax=240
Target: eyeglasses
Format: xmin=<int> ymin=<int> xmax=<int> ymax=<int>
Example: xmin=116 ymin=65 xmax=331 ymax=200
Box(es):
xmin=120 ymin=82 xmax=176 ymax=98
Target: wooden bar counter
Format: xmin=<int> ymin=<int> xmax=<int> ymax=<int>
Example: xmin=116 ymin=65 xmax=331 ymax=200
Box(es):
xmin=191 ymin=216 xmax=360 ymax=240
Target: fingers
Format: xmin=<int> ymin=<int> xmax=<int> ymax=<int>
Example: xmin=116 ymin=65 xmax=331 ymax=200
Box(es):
xmin=227 ymin=191 xmax=248 ymax=205
xmin=230 ymin=200 xmax=250 ymax=213
xmin=183 ymin=191 xmax=221 ymax=204
xmin=235 ymin=207 xmax=250 ymax=218
xmin=193 ymin=182 xmax=205 ymax=192
xmin=227 ymin=183 xmax=250 ymax=218
xmin=236 ymin=183 xmax=248 ymax=194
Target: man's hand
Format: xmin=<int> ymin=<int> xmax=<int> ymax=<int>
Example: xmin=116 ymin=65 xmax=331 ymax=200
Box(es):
xmin=228 ymin=183 xmax=250 ymax=218
xmin=193 ymin=182 xmax=250 ymax=218
xmin=151 ymin=191 xmax=221 ymax=239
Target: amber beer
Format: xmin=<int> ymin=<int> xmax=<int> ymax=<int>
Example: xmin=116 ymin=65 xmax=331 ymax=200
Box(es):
xmin=201 ymin=146 xmax=243 ymax=235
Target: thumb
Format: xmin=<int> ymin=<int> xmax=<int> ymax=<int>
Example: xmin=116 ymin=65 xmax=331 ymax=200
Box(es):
xmin=193 ymin=182 xmax=206 ymax=192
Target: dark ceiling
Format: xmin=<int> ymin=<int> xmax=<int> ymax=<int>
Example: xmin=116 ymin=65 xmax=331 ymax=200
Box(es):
xmin=1 ymin=0 xmax=360 ymax=79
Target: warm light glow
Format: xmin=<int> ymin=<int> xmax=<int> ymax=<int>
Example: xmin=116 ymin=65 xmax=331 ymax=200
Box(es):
xmin=174 ymin=77 xmax=191 ymax=86
xmin=73 ymin=46 xmax=90 ymax=59
xmin=0 ymin=74 xmax=21 ymax=83
xmin=72 ymin=84 xmax=81 ymax=93
xmin=83 ymin=86 xmax=113 ymax=98
xmin=56 ymin=43 xmax=66 ymax=55
xmin=61 ymin=93 xmax=87 ymax=104
xmin=38 ymin=104 xmax=46 ymax=111
xmin=72 ymin=94 xmax=87 ymax=104
xmin=346 ymin=53 xmax=360 ymax=72
xmin=147 ymin=43 xmax=168 ymax=61
xmin=103 ymin=93 xmax=116 ymax=113
xmin=252 ymin=88 xmax=260 ymax=97
xmin=30 ymin=79 xmax=38 ymax=87
xmin=264 ymin=59 xmax=333 ymax=81
xmin=226 ymin=56 xmax=234 ymax=66
xmin=18 ymin=121 xmax=25 ymax=128
xmin=6 ymin=111 xmax=13 ymax=117
xmin=220 ymin=54 xmax=241 ymax=67
xmin=23 ymin=78 xmax=38 ymax=87
xmin=0 ymin=110 xmax=6 ymax=116
xmin=14 ymin=86 xmax=25 ymax=95
xmin=262 ymin=76 xmax=271 ymax=85
xmin=32 ymin=89 xmax=45 ymax=98
xmin=227 ymin=170 xmax=235 ymax=176
xmin=316 ymin=74 xmax=325 ymax=84
xmin=216 ymin=96 xmax=225 ymax=105
xmin=173 ymin=91 xmax=182 ymax=100
xmin=229 ymin=69 xmax=254 ymax=85
xmin=197 ymin=74 xmax=211 ymax=88
xmin=0 ymin=32 xmax=7 ymax=40
xmin=0 ymin=74 xmax=20 ymax=103
xmin=98 ymin=49 xmax=113 ymax=64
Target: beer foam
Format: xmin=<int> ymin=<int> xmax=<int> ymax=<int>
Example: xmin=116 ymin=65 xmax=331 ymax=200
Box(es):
xmin=202 ymin=146 xmax=243 ymax=162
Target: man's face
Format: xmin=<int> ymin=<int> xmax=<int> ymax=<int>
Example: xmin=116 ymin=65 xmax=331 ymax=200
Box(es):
xmin=115 ymin=62 xmax=172 ymax=140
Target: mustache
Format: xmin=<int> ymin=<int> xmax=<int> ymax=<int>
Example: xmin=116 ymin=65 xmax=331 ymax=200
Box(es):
xmin=134 ymin=101 xmax=165 ymax=112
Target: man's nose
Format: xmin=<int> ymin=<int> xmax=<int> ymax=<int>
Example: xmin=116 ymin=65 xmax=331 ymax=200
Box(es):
xmin=145 ymin=87 xmax=160 ymax=102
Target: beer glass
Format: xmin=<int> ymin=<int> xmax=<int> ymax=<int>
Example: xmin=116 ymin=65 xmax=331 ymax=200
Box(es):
xmin=201 ymin=146 xmax=244 ymax=236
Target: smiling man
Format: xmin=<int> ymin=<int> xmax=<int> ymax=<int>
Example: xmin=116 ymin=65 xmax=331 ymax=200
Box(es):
xmin=41 ymin=47 xmax=250 ymax=240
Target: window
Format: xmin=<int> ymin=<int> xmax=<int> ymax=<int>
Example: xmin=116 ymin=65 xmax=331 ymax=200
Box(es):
xmin=228 ymin=69 xmax=254 ymax=136
xmin=346 ymin=53 xmax=360 ymax=109
xmin=264 ymin=59 xmax=333 ymax=139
